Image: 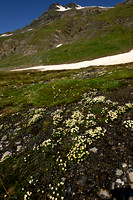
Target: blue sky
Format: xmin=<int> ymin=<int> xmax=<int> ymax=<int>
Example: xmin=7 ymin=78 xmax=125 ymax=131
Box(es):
xmin=0 ymin=0 xmax=123 ymax=34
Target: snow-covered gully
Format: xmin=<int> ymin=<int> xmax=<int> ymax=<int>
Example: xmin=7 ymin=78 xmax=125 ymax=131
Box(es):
xmin=12 ymin=49 xmax=133 ymax=72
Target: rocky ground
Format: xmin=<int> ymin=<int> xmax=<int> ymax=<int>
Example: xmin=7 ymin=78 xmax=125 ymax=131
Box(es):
xmin=0 ymin=65 xmax=133 ymax=200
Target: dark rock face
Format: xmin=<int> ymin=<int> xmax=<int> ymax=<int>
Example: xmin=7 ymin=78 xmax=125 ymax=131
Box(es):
xmin=65 ymin=2 xmax=78 ymax=9
xmin=49 ymin=3 xmax=60 ymax=10
xmin=0 ymin=38 xmax=37 ymax=58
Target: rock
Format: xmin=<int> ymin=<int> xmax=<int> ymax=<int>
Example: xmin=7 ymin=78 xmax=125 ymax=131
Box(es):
xmin=116 ymin=179 xmax=122 ymax=184
xmin=89 ymin=147 xmax=98 ymax=153
xmin=116 ymin=169 xmax=123 ymax=176
xmin=0 ymin=151 xmax=11 ymax=162
xmin=98 ymin=189 xmax=111 ymax=199
xmin=17 ymin=145 xmax=22 ymax=152
xmin=111 ymin=182 xmax=115 ymax=190
xmin=130 ymin=183 xmax=133 ymax=189
xmin=129 ymin=172 xmax=133 ymax=182
xmin=67 ymin=186 xmax=71 ymax=194
xmin=61 ymin=177 xmax=66 ymax=182
xmin=129 ymin=197 xmax=133 ymax=200
xmin=122 ymin=176 xmax=127 ymax=182
xmin=78 ymin=176 xmax=87 ymax=187
xmin=49 ymin=3 xmax=60 ymax=10
xmin=15 ymin=141 xmax=21 ymax=145
xmin=122 ymin=163 xmax=127 ymax=168
xmin=1 ymin=135 xmax=7 ymax=141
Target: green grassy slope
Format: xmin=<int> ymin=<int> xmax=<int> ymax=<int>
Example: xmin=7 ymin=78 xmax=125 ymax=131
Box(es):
xmin=0 ymin=63 xmax=133 ymax=199
xmin=0 ymin=64 xmax=133 ymax=115
xmin=0 ymin=2 xmax=133 ymax=69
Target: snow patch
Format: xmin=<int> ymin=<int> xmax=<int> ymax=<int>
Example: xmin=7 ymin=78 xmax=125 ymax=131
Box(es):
xmin=0 ymin=33 xmax=13 ymax=37
xmin=22 ymin=29 xmax=33 ymax=33
xmin=98 ymin=6 xmax=114 ymax=9
xmin=55 ymin=4 xmax=85 ymax=11
xmin=56 ymin=44 xmax=63 ymax=48
xmin=27 ymin=29 xmax=33 ymax=32
xmin=75 ymin=5 xmax=85 ymax=10
xmin=12 ymin=49 xmax=133 ymax=72
xmin=55 ymin=4 xmax=113 ymax=12
xmin=56 ymin=5 xmax=72 ymax=12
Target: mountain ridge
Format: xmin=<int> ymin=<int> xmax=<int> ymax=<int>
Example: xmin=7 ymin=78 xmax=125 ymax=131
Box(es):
xmin=0 ymin=0 xmax=133 ymax=69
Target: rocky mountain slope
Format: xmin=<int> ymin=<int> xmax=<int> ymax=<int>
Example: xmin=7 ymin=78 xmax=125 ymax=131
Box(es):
xmin=0 ymin=1 xmax=133 ymax=69
xmin=0 ymin=1 xmax=133 ymax=200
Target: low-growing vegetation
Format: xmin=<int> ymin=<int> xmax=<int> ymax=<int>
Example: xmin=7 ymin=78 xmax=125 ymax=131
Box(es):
xmin=0 ymin=63 xmax=133 ymax=199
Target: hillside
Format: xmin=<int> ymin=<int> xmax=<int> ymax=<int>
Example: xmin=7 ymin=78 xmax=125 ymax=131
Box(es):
xmin=0 ymin=63 xmax=133 ymax=199
xmin=0 ymin=1 xmax=133 ymax=200
xmin=0 ymin=1 xmax=133 ymax=69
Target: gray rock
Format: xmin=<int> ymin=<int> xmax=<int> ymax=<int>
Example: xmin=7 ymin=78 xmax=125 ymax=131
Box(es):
xmin=129 ymin=197 xmax=133 ymax=200
xmin=116 ymin=169 xmax=123 ymax=176
xmin=67 ymin=186 xmax=71 ymax=194
xmin=122 ymin=163 xmax=127 ymax=168
xmin=78 ymin=176 xmax=87 ymax=187
xmin=1 ymin=135 xmax=7 ymax=141
xmin=129 ymin=172 xmax=133 ymax=182
xmin=15 ymin=141 xmax=21 ymax=145
xmin=17 ymin=145 xmax=22 ymax=152
xmin=61 ymin=177 xmax=66 ymax=182
xmin=98 ymin=189 xmax=111 ymax=199
xmin=111 ymin=182 xmax=115 ymax=190
xmin=89 ymin=147 xmax=98 ymax=153
xmin=116 ymin=179 xmax=122 ymax=184
xmin=122 ymin=176 xmax=127 ymax=182
xmin=0 ymin=151 xmax=11 ymax=162
xmin=130 ymin=183 xmax=133 ymax=189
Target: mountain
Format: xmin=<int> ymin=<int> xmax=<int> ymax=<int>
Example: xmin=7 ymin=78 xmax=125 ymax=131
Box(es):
xmin=0 ymin=1 xmax=133 ymax=69
xmin=115 ymin=0 xmax=133 ymax=6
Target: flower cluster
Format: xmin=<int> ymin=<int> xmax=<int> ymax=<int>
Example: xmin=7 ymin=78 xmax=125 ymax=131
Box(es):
xmin=117 ymin=106 xmax=126 ymax=114
xmin=65 ymin=110 xmax=84 ymax=128
xmin=105 ymin=99 xmax=118 ymax=107
xmin=106 ymin=110 xmax=118 ymax=122
xmin=28 ymin=108 xmax=45 ymax=126
xmin=33 ymin=138 xmax=53 ymax=150
xmin=67 ymin=135 xmax=90 ymax=162
xmin=56 ymin=155 xmax=67 ymax=171
xmin=71 ymin=110 xmax=84 ymax=125
xmin=53 ymin=128 xmax=64 ymax=138
xmin=81 ymin=90 xmax=97 ymax=104
xmin=71 ymin=126 xmax=79 ymax=134
xmin=83 ymin=95 xmax=106 ymax=105
xmin=105 ymin=102 xmax=133 ymax=123
xmin=24 ymin=191 xmax=32 ymax=200
xmin=125 ymin=103 xmax=133 ymax=109
xmin=85 ymin=127 xmax=106 ymax=139
xmin=48 ymin=182 xmax=65 ymax=200
xmin=86 ymin=112 xmax=96 ymax=127
xmin=123 ymin=120 xmax=133 ymax=129
xmin=51 ymin=109 xmax=64 ymax=126
xmin=41 ymin=138 xmax=52 ymax=148
xmin=92 ymin=96 xmax=105 ymax=103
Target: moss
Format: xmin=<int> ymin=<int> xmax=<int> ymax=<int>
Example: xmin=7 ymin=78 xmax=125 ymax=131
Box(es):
xmin=42 ymin=120 xmax=52 ymax=131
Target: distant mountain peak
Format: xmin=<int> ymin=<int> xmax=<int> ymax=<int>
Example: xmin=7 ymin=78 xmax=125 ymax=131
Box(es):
xmin=49 ymin=2 xmax=84 ymax=12
xmin=49 ymin=3 xmax=60 ymax=10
